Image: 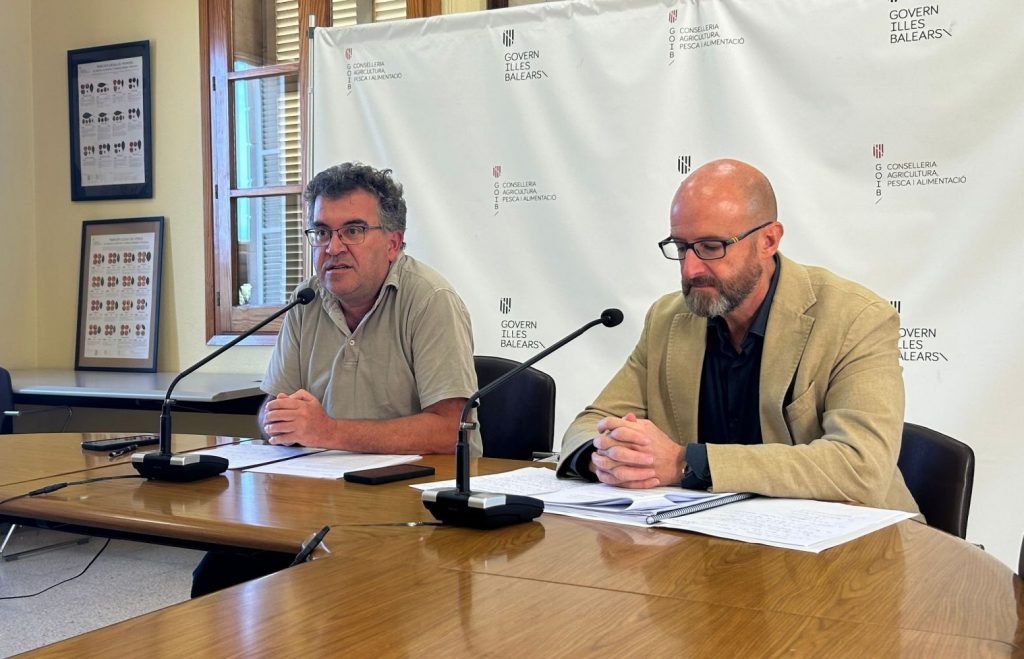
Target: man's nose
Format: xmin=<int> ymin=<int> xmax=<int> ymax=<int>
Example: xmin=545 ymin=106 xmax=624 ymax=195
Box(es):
xmin=326 ymin=232 xmax=350 ymax=255
xmin=681 ymin=250 xmax=708 ymax=279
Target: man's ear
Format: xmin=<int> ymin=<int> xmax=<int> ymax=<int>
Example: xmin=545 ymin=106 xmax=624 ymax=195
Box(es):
xmin=761 ymin=221 xmax=783 ymax=256
xmin=386 ymin=230 xmax=405 ymax=261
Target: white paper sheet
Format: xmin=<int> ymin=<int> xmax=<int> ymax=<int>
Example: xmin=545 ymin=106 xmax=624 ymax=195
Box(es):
xmin=660 ymin=498 xmax=915 ymax=552
xmin=246 ymin=451 xmax=421 ymax=479
xmin=189 ymin=443 xmax=325 ymax=469
xmin=413 ymin=467 xmax=570 ymax=496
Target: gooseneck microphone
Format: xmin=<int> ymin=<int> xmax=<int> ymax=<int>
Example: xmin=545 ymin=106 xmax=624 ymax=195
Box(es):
xmin=133 ymin=287 xmax=316 ymax=482
xmin=422 ymin=307 xmax=623 ymax=529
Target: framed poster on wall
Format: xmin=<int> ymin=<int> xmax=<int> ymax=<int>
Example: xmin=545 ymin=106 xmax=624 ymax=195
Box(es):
xmin=74 ymin=217 xmax=164 ymax=372
xmin=67 ymin=40 xmax=152 ymax=201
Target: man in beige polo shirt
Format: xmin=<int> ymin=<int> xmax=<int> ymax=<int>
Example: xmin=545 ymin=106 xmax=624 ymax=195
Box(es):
xmin=192 ymin=162 xmax=478 ymax=597
xmin=258 ymin=161 xmax=480 ymax=456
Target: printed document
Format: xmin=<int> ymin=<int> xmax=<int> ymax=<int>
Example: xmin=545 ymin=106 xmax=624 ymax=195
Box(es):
xmin=415 ymin=467 xmax=914 ymax=552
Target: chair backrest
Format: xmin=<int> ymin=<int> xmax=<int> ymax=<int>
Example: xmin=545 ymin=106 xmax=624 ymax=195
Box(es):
xmin=473 ymin=356 xmax=556 ymax=460
xmin=0 ymin=367 xmax=14 ymax=435
xmin=1019 ymin=535 xmax=1023 ymax=578
xmin=896 ymin=422 xmax=974 ymax=538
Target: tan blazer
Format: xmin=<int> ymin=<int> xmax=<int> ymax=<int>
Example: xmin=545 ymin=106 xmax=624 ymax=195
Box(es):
xmin=558 ymin=254 xmax=919 ymax=514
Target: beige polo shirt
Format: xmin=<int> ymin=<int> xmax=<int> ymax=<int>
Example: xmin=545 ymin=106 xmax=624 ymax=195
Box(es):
xmin=262 ymin=252 xmax=481 ymax=455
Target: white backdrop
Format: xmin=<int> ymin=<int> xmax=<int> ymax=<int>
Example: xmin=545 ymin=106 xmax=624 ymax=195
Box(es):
xmin=312 ymin=0 xmax=1024 ymax=568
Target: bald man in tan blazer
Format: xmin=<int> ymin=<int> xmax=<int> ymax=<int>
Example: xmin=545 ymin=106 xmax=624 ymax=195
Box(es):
xmin=557 ymin=159 xmax=918 ymax=514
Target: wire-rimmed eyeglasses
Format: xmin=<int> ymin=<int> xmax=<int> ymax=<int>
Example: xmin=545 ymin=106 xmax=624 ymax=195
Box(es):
xmin=304 ymin=224 xmax=385 ymax=248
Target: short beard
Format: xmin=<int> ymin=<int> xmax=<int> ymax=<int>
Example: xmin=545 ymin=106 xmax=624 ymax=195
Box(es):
xmin=682 ymin=258 xmax=762 ymax=318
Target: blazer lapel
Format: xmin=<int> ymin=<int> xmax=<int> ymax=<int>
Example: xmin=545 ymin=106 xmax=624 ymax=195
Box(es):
xmin=665 ymin=311 xmax=706 ymax=441
xmin=760 ymin=255 xmax=815 ymax=445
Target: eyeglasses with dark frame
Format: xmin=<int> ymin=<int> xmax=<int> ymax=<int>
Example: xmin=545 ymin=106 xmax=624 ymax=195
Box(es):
xmin=304 ymin=224 xmax=386 ymax=248
xmin=658 ymin=221 xmax=775 ymax=261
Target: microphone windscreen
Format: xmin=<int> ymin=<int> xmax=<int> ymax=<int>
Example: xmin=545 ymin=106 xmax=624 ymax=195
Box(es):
xmin=296 ymin=287 xmax=316 ymax=305
xmin=600 ymin=308 xmax=624 ymax=327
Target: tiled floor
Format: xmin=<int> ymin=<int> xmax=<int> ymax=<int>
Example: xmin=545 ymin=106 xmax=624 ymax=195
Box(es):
xmin=0 ymin=527 xmax=201 ymax=657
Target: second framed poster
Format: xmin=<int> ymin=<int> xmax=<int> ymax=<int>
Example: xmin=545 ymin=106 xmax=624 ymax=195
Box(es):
xmin=74 ymin=217 xmax=164 ymax=372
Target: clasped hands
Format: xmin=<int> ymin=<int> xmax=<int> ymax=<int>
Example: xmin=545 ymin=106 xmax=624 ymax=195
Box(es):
xmin=262 ymin=389 xmax=332 ymax=447
xmin=590 ymin=413 xmax=686 ymax=489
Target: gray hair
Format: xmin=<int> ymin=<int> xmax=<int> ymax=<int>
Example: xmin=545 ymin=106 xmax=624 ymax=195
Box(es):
xmin=304 ymin=162 xmax=407 ymax=233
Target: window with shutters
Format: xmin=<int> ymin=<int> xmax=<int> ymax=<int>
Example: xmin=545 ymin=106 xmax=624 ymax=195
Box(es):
xmin=201 ymin=0 xmax=433 ymax=344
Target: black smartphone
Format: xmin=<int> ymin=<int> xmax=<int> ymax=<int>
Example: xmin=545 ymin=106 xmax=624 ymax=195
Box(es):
xmin=81 ymin=434 xmax=160 ymax=451
xmin=344 ymin=463 xmax=436 ymax=485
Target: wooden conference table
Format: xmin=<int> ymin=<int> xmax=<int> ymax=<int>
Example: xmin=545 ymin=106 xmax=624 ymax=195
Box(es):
xmin=0 ymin=434 xmax=1021 ymax=657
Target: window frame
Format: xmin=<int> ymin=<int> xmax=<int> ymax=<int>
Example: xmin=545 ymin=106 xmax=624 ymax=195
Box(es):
xmin=200 ymin=0 xmax=438 ymax=345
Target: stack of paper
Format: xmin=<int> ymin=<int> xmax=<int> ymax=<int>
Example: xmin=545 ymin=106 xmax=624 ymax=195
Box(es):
xmin=414 ymin=467 xmax=914 ymax=553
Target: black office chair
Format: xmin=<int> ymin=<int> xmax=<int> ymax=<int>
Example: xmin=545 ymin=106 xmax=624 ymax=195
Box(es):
xmin=0 ymin=367 xmax=14 ymax=435
xmin=1018 ymin=535 xmax=1023 ymax=578
xmin=473 ymin=356 xmax=556 ymax=460
xmin=896 ymin=422 xmax=975 ymax=539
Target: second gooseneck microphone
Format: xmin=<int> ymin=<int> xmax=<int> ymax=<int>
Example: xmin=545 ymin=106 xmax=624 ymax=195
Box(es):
xmin=422 ymin=307 xmax=623 ymax=529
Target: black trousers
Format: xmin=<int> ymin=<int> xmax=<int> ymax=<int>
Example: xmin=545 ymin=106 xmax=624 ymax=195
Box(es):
xmin=191 ymin=549 xmax=294 ymax=598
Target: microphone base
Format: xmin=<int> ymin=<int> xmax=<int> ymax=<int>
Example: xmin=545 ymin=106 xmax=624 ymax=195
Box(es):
xmin=422 ymin=488 xmax=543 ymax=529
xmin=131 ymin=452 xmax=229 ymax=482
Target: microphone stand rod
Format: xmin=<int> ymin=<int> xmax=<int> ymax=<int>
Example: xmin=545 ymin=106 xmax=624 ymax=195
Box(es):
xmin=455 ymin=317 xmax=604 ymax=493
xmin=158 ymin=298 xmax=305 ymax=455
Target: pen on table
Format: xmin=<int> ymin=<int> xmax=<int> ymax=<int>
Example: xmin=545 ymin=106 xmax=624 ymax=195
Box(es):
xmin=109 ymin=445 xmax=137 ymax=458
xmin=290 ymin=525 xmax=331 ymax=566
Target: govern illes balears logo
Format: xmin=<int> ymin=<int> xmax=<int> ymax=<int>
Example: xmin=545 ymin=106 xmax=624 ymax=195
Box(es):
xmin=500 ymin=28 xmax=550 ymax=82
xmin=494 ymin=291 xmax=545 ymax=352
xmin=887 ymin=2 xmax=954 ymax=44
xmin=890 ymin=301 xmax=950 ymax=363
xmin=498 ymin=311 xmax=546 ymax=351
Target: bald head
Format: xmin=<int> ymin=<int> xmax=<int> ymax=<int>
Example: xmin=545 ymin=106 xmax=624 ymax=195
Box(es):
xmin=671 ymin=159 xmax=777 ymax=232
xmin=666 ymin=159 xmax=783 ymax=324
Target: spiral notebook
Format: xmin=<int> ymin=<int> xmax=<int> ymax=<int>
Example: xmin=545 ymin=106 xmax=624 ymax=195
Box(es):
xmin=642 ymin=492 xmax=757 ymax=524
xmin=534 ymin=479 xmax=755 ymax=525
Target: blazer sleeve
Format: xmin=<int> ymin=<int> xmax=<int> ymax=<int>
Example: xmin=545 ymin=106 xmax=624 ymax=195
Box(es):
xmin=556 ymin=304 xmax=654 ymax=475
